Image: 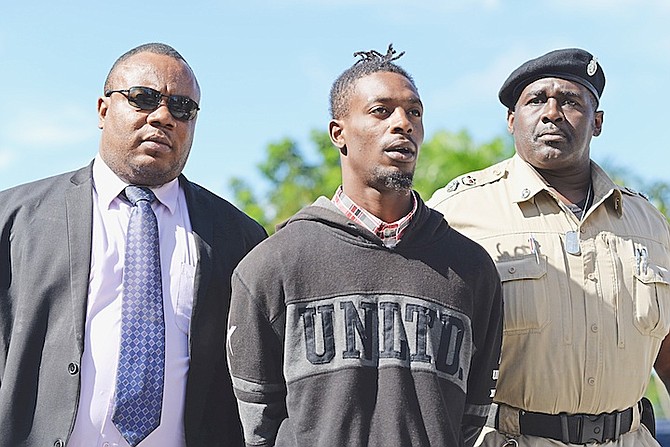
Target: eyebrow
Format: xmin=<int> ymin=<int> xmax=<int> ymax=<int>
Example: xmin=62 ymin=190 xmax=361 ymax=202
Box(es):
xmin=369 ymin=96 xmax=423 ymax=107
xmin=526 ymin=89 xmax=582 ymax=99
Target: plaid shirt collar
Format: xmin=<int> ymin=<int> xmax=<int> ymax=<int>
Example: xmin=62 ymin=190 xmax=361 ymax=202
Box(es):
xmin=331 ymin=186 xmax=417 ymax=248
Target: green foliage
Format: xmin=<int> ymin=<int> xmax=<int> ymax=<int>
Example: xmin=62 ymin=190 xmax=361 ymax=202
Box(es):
xmin=231 ymin=128 xmax=669 ymax=233
xmin=230 ymin=131 xmax=342 ymax=232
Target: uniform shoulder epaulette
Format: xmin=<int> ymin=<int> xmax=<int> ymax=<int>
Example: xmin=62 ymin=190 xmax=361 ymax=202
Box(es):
xmin=621 ymin=185 xmax=649 ymax=201
xmin=440 ymin=162 xmax=507 ymax=196
xmin=427 ymin=161 xmax=510 ymax=207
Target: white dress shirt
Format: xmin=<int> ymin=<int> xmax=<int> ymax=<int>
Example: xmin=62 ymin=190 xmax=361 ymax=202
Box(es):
xmin=69 ymin=156 xmax=197 ymax=447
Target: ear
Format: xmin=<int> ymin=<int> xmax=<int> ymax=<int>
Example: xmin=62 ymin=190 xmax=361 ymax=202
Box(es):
xmin=97 ymin=96 xmax=109 ymax=129
xmin=592 ymin=110 xmax=604 ymax=137
xmin=329 ymin=119 xmax=347 ymax=154
xmin=506 ymin=109 xmax=515 ymax=134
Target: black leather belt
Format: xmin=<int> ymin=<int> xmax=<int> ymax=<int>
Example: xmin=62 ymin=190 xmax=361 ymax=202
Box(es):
xmin=496 ymin=406 xmax=635 ymax=444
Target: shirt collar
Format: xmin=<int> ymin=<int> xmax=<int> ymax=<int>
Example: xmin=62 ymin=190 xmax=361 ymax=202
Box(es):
xmin=590 ymin=161 xmax=623 ymax=217
xmin=507 ymin=154 xmax=551 ymax=204
xmin=508 ymin=153 xmax=623 ymax=217
xmin=331 ymin=186 xmax=417 ymax=247
xmin=92 ymin=154 xmax=180 ymax=214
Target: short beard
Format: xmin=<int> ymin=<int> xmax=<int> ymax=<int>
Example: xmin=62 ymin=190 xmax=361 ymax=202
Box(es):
xmin=371 ymin=167 xmax=414 ymax=192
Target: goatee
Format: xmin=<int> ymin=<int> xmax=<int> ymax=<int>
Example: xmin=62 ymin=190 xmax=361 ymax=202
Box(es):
xmin=372 ymin=167 xmax=414 ymax=192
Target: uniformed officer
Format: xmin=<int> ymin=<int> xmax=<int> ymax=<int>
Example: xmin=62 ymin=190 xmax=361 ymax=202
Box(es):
xmin=428 ymin=48 xmax=670 ymax=446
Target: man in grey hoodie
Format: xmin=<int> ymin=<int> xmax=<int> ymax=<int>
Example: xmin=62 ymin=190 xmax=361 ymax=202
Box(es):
xmin=227 ymin=45 xmax=503 ymax=447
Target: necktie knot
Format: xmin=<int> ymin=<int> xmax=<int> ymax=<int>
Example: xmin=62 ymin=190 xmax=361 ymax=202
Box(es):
xmin=124 ymin=186 xmax=156 ymax=206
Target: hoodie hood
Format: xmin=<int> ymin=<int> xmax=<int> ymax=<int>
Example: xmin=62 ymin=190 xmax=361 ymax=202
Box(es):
xmin=277 ymin=193 xmax=451 ymax=250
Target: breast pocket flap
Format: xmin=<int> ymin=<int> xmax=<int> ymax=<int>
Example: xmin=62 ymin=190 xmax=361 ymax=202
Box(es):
xmin=634 ymin=263 xmax=670 ymax=286
xmin=497 ymin=255 xmax=548 ymax=283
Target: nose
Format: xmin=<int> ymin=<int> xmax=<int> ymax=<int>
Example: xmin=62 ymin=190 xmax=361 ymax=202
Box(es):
xmin=147 ymin=97 xmax=176 ymax=128
xmin=541 ymin=98 xmax=564 ymax=124
xmin=390 ymin=107 xmax=413 ymax=134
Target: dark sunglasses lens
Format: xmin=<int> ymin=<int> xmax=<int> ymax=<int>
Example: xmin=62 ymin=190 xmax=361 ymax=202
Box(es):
xmin=127 ymin=87 xmax=161 ymax=110
xmin=168 ymin=96 xmax=198 ymax=120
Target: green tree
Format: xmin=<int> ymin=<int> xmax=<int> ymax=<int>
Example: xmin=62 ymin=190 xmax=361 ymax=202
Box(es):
xmin=230 ymin=130 xmax=341 ymax=232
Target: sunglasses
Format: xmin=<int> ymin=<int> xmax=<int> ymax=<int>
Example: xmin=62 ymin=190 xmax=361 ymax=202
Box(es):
xmin=104 ymin=86 xmax=200 ymax=121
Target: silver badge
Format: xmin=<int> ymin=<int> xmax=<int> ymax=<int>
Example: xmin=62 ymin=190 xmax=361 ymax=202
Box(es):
xmin=587 ymin=57 xmax=598 ymax=77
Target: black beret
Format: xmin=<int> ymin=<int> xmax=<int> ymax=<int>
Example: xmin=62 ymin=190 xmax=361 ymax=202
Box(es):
xmin=498 ymin=48 xmax=606 ymax=109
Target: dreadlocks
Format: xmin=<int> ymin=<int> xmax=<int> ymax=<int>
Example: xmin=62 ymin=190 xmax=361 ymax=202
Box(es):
xmin=329 ymin=44 xmax=416 ymax=119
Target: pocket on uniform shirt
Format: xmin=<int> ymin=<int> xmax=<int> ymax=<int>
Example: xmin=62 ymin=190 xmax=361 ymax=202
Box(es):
xmin=175 ymin=262 xmax=196 ymax=335
xmin=633 ymin=260 xmax=670 ymax=338
xmin=496 ymin=254 xmax=550 ymax=334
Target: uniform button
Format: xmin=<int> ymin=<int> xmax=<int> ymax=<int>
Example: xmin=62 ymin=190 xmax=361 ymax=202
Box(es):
xmin=521 ymin=188 xmax=530 ymax=199
xmin=588 ymin=377 xmax=596 ymax=386
xmin=68 ymin=362 xmax=80 ymax=375
xmin=591 ymin=324 xmax=599 ymax=333
xmin=580 ymin=228 xmax=586 ymax=234
xmin=508 ymin=267 xmax=516 ymax=274
xmin=54 ymin=440 xmax=65 ymax=447
xmin=587 ymin=273 xmax=596 ymax=281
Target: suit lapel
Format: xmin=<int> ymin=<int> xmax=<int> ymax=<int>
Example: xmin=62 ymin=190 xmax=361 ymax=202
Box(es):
xmin=65 ymin=164 xmax=94 ymax=353
xmin=181 ymin=177 xmax=214 ymax=354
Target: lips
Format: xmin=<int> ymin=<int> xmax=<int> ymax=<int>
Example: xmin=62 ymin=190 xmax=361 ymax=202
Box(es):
xmin=384 ymin=139 xmax=417 ymax=162
xmin=539 ymin=131 xmax=565 ymax=137
xmin=536 ymin=127 xmax=570 ymax=144
xmin=141 ymin=134 xmax=172 ymax=151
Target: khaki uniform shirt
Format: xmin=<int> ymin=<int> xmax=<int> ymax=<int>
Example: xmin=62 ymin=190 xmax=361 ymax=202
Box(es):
xmin=428 ymin=154 xmax=670 ymax=417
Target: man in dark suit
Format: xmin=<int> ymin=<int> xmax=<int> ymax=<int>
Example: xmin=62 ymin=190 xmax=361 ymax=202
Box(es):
xmin=0 ymin=42 xmax=266 ymax=447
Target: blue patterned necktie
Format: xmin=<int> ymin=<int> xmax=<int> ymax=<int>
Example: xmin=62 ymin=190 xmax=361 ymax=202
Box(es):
xmin=113 ymin=186 xmax=165 ymax=447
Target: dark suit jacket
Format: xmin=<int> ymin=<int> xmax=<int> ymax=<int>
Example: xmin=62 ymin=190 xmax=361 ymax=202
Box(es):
xmin=0 ymin=162 xmax=267 ymax=446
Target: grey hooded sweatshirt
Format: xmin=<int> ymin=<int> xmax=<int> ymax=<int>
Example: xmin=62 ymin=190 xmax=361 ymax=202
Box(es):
xmin=227 ymin=195 xmax=502 ymax=447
